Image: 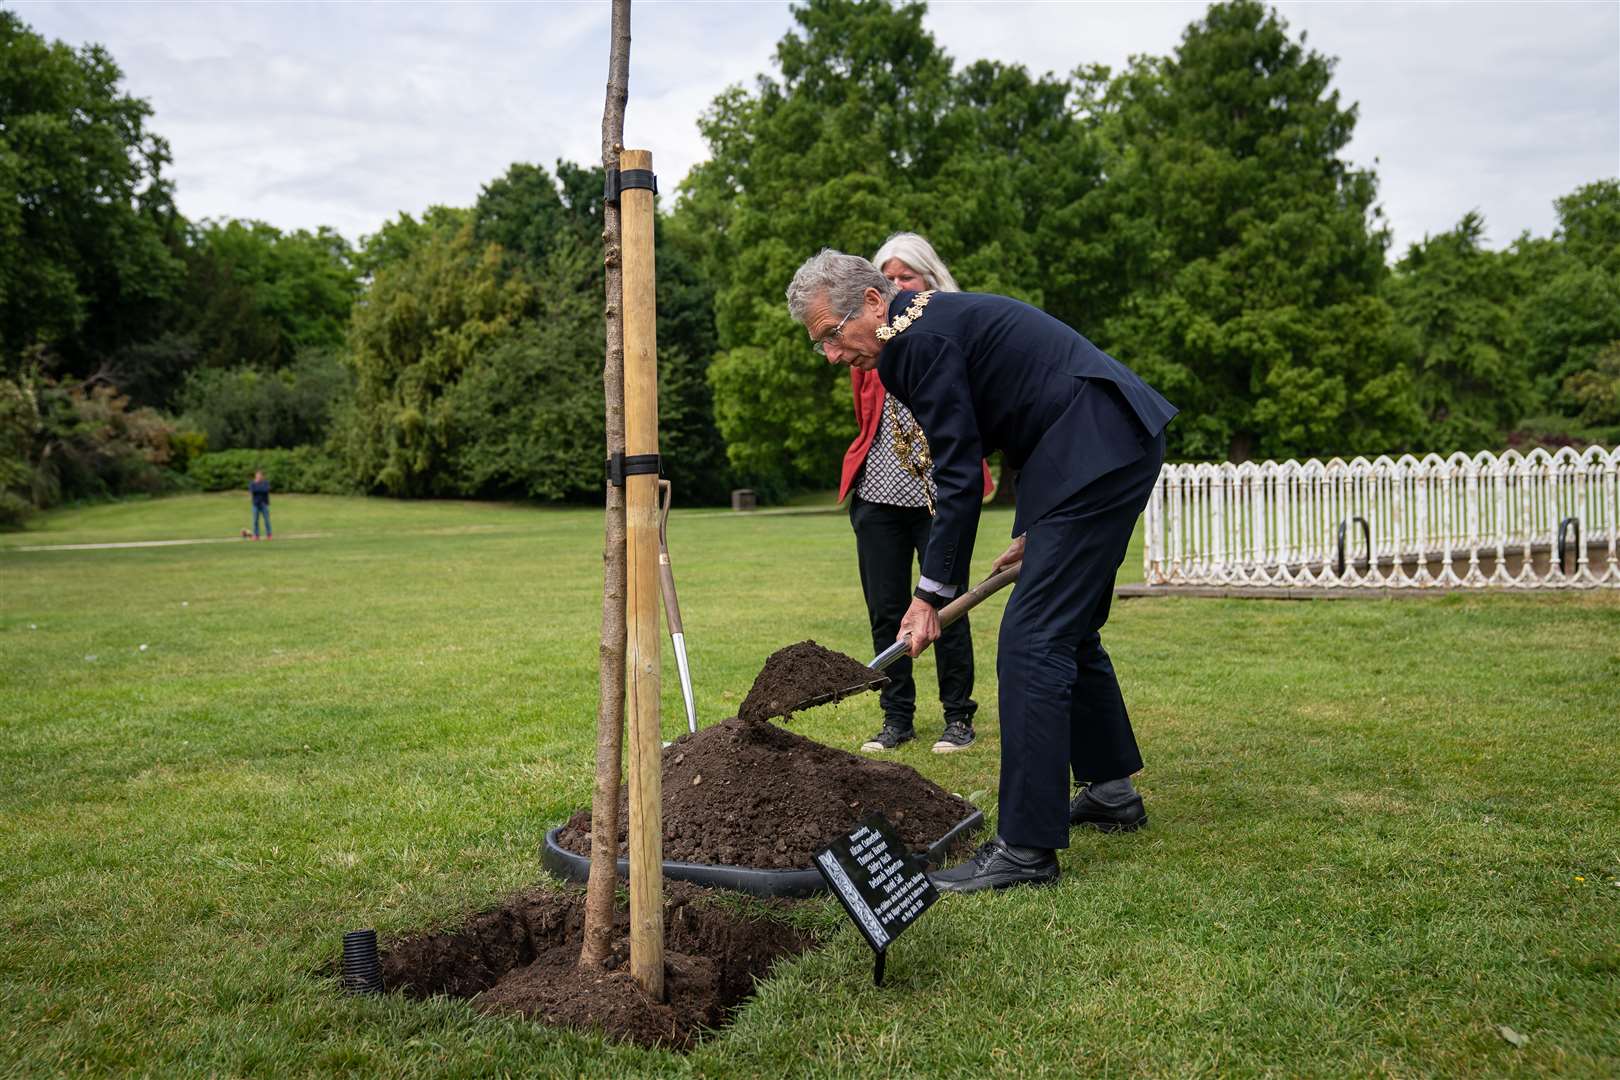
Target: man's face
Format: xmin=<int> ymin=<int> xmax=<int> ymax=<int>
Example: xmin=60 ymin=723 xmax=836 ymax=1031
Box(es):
xmin=806 ymin=287 xmax=887 ymax=372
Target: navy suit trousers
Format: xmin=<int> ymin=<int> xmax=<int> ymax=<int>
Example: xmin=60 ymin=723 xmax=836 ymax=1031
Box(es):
xmin=995 ymin=428 xmax=1164 ymax=849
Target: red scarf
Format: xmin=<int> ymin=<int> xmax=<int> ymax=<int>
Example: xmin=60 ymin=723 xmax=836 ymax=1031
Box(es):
xmin=838 ymin=368 xmax=994 ymax=503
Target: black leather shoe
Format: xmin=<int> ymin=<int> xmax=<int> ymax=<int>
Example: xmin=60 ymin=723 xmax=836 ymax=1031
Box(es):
xmin=928 ymin=837 xmax=1059 ymax=893
xmin=1069 ymin=786 xmax=1147 ymax=832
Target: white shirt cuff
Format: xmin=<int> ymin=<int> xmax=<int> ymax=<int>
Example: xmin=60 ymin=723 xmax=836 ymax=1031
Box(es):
xmin=918 ymin=575 xmax=958 ymax=598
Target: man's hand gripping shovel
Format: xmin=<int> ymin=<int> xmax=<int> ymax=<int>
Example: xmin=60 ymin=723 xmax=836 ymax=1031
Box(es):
xmin=870 ymin=555 xmax=1023 ymax=672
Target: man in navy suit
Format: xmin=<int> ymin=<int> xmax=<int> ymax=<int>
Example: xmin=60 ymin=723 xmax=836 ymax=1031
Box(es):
xmin=787 ymin=249 xmax=1177 ymax=893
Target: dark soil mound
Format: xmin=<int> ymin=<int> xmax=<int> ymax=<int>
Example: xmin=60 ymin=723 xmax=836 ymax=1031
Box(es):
xmin=556 ymin=716 xmax=976 ymax=869
xmin=737 ymin=639 xmax=885 ymax=722
xmin=382 ymin=882 xmax=813 ymax=1051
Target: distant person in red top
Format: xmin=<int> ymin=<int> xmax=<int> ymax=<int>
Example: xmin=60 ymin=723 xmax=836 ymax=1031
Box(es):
xmin=839 ymin=232 xmax=992 ymax=754
xmin=249 ymin=470 xmax=272 ymax=540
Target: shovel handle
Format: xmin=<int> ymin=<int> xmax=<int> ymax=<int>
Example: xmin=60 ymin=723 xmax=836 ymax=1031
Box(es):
xmin=870 ymin=561 xmax=1022 ymax=670
xmin=937 ymin=560 xmax=1021 ymax=628
xmin=657 ymin=481 xmax=684 ymax=636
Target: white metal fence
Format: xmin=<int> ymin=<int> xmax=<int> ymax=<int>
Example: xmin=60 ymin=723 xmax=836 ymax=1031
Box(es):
xmin=1143 ymin=446 xmax=1620 ymax=590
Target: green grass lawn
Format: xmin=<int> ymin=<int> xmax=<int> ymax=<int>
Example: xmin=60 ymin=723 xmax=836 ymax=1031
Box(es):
xmin=2 ymin=493 xmax=1617 ymax=1077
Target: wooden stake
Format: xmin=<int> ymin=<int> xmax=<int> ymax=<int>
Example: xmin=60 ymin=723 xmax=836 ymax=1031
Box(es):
xmin=580 ymin=0 xmax=631 ymax=973
xmin=619 ymin=146 xmax=664 ymax=1000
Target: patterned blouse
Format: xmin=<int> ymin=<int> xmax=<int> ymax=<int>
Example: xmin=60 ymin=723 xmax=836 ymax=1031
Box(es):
xmin=857 ymin=395 xmax=934 ymax=509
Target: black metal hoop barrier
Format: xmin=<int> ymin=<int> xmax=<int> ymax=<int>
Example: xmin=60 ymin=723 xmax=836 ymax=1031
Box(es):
xmin=540 ymin=809 xmax=984 ymax=899
xmin=1557 ymin=516 xmax=1581 ymax=576
xmin=1335 ymin=515 xmax=1372 ymax=577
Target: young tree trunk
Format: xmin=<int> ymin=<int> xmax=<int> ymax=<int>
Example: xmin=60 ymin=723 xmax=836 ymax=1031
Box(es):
xmin=580 ymin=0 xmax=631 ymax=972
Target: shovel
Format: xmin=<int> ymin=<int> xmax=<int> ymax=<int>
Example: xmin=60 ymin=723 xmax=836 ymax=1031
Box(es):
xmin=868 ymin=560 xmax=1023 ymax=671
xmin=658 ymin=480 xmax=698 ymax=735
xmin=768 ymin=561 xmax=1024 ymax=718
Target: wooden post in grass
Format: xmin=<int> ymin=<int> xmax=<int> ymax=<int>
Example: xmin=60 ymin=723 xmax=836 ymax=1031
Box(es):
xmin=580 ymin=0 xmax=630 ymax=974
xmin=620 ymin=146 xmax=665 ymax=1000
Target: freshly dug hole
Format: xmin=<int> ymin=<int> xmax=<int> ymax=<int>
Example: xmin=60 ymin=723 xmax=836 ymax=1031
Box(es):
xmin=382 ymin=882 xmax=813 ymax=1051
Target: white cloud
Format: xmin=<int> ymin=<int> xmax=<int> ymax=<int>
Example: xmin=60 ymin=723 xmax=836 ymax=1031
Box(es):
xmin=11 ymin=0 xmax=1617 ymax=251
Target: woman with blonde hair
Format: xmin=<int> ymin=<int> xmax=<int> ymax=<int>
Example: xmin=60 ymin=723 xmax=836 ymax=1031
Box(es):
xmin=837 ymin=232 xmax=991 ymax=754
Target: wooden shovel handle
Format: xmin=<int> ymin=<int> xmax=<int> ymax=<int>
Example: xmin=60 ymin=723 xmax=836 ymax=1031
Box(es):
xmin=937 ymin=561 xmax=1022 ymax=628
xmin=657 ymin=480 xmax=684 ymax=636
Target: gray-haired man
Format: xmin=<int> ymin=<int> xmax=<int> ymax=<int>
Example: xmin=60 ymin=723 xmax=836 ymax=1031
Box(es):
xmin=787 ymin=250 xmax=1176 ymax=893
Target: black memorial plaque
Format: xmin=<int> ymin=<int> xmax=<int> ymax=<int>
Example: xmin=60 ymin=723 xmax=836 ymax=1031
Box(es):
xmin=814 ymin=813 xmax=938 ymax=984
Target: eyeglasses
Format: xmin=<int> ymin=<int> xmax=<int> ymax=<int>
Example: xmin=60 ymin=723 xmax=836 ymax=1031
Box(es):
xmin=812 ymin=308 xmax=859 ymax=355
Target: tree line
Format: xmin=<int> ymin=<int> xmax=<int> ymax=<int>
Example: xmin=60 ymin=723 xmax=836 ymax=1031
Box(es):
xmin=2 ymin=1 xmax=1616 ymax=527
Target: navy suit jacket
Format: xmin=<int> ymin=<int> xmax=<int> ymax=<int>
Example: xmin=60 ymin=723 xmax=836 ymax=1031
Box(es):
xmin=877 ymin=290 xmax=1177 ymax=587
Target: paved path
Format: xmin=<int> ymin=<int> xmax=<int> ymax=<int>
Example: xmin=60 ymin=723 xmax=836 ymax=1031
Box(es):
xmin=12 ymin=533 xmax=327 ymax=552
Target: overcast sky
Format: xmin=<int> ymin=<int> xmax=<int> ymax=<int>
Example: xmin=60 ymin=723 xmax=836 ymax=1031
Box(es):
xmin=13 ymin=1 xmax=1620 ymax=256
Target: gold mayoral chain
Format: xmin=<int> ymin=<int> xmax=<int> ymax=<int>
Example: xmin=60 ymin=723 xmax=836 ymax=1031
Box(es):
xmin=875 ymin=290 xmax=939 ymax=514
xmin=886 ymin=396 xmax=937 ymax=516
xmin=874 ymin=289 xmax=934 ymax=342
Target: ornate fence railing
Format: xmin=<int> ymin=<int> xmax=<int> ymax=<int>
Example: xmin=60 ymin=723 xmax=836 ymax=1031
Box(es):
xmin=1143 ymin=446 xmax=1620 ymax=590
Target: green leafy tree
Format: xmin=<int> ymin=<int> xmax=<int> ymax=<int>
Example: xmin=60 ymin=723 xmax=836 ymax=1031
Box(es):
xmin=1068 ymin=0 xmax=1419 ymax=460
xmin=442 ymin=245 xmax=604 ymax=500
xmin=111 ymin=219 xmax=360 ymax=410
xmin=654 ymin=225 xmax=732 ymax=503
xmin=178 ymin=348 xmax=352 ymax=451
xmin=676 ymin=0 xmax=1090 ymax=489
xmin=1551 ymin=178 xmax=1620 ymax=276
xmin=472 ymin=161 xmax=731 ymax=502
xmin=191 ymin=221 xmax=358 ymax=359
xmin=355 ymin=206 xmax=471 ymax=280
xmin=1517 ymin=180 xmax=1620 ymax=410
xmin=0 ymin=375 xmax=40 ymax=525
xmin=474 ymin=162 xmax=588 ymax=263
xmin=1561 ymin=340 xmax=1620 ymax=429
xmin=341 ymin=222 xmax=532 ymax=495
xmin=0 ymin=12 xmax=182 ymax=378
xmin=1384 ymin=212 xmax=1534 ymax=449
xmin=342 ymin=160 xmax=732 ymax=502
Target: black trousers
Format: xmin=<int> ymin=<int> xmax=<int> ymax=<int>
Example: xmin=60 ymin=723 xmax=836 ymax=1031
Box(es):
xmin=995 ymin=428 xmax=1164 ymax=849
xmin=848 ymin=495 xmax=977 ymax=727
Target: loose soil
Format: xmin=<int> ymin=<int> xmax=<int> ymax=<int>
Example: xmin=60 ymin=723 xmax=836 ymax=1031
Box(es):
xmin=378 ymin=640 xmax=974 ymax=1050
xmin=737 ymin=639 xmax=885 ymax=722
xmin=381 ymin=882 xmax=813 ymax=1050
xmin=556 ymin=715 xmax=977 ymax=869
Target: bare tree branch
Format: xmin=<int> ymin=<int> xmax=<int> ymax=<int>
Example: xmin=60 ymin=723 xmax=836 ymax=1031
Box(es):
xmin=580 ymin=0 xmax=632 ymax=972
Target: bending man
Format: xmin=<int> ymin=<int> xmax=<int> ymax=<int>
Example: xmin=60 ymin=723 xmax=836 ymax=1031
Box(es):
xmin=840 ymin=232 xmax=991 ymax=754
xmin=786 ymin=250 xmax=1177 ymax=894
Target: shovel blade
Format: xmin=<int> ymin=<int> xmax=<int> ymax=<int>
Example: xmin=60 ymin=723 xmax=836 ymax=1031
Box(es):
xmin=762 ymin=673 xmax=890 ymax=721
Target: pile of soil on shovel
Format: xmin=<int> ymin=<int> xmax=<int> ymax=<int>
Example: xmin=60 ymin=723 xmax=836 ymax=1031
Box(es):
xmin=381 ymin=882 xmax=813 ymax=1050
xmin=737 ymin=639 xmax=884 ymax=722
xmin=556 ymin=716 xmax=977 ymax=869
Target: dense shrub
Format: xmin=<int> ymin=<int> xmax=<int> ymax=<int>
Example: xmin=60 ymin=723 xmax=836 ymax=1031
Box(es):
xmin=1561 ymin=341 xmax=1620 ymax=429
xmin=443 ymin=319 xmax=604 ymax=501
xmin=187 ymin=446 xmax=354 ymax=494
xmin=178 ymin=348 xmax=352 ymax=451
xmin=0 ymin=378 xmax=37 ymax=527
xmin=46 ymin=383 xmax=177 ymax=502
xmin=1506 ymin=414 xmax=1620 ymax=453
xmin=1 ymin=372 xmax=184 ymax=527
